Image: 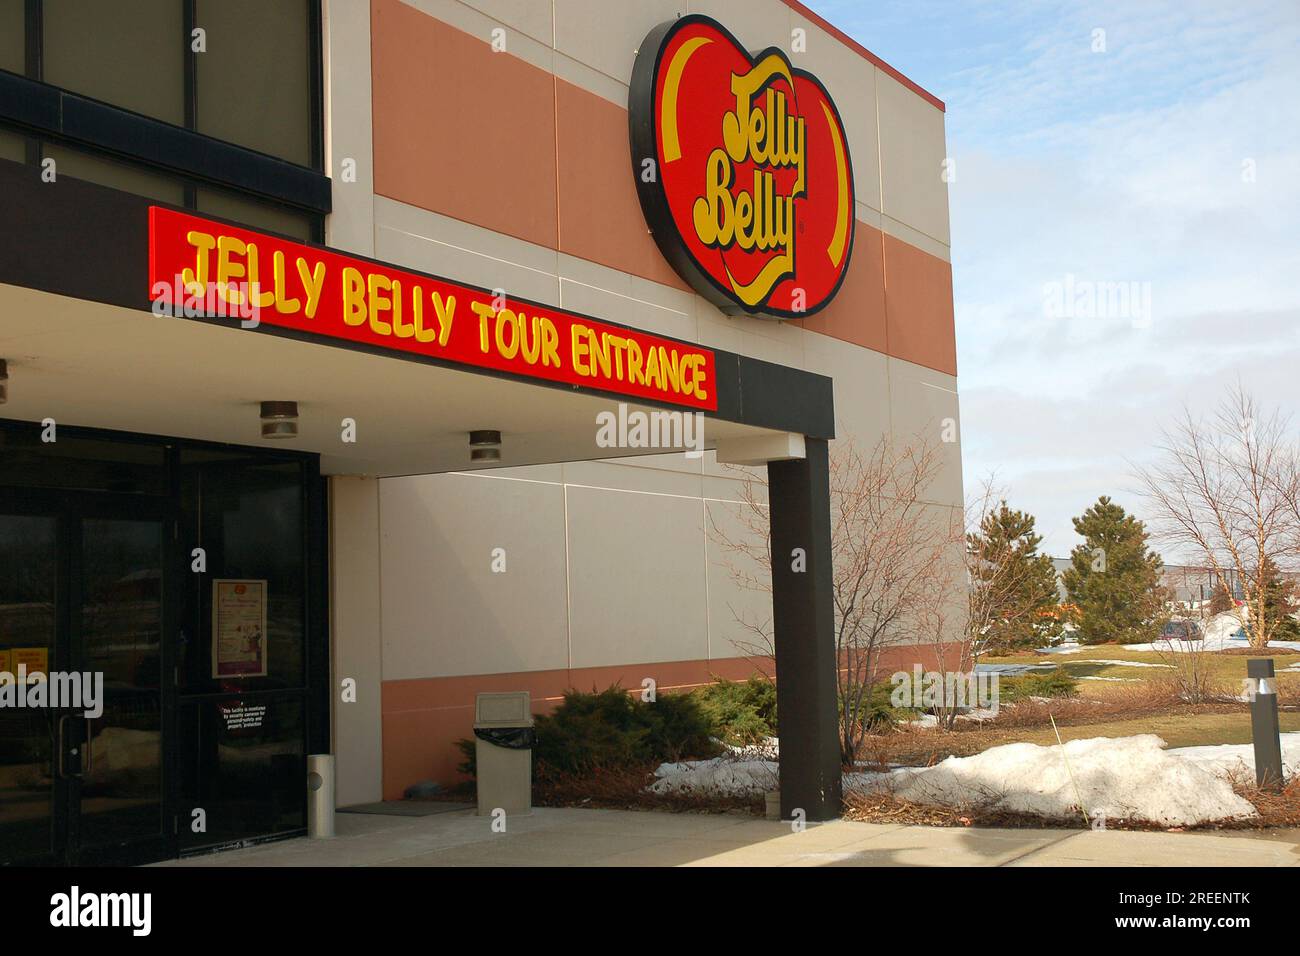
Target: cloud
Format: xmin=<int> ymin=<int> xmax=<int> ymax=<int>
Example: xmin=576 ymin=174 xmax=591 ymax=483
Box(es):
xmin=808 ymin=0 xmax=1299 ymax=555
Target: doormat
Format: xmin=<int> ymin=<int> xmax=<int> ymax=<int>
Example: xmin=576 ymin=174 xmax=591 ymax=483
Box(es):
xmin=339 ymin=801 xmax=475 ymax=817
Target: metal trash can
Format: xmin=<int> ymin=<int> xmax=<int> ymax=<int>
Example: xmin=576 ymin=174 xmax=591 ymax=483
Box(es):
xmin=473 ymin=692 xmax=534 ymax=816
xmin=307 ymin=753 xmax=336 ymax=838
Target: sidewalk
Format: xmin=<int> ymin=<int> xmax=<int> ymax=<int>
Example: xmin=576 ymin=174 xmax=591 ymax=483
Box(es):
xmin=158 ymin=807 xmax=1300 ymax=867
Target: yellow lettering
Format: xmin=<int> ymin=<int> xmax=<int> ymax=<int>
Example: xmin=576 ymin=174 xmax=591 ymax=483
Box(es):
xmin=432 ymin=292 xmax=455 ymax=347
xmin=495 ymin=308 xmax=519 ymax=359
xmin=367 ymin=273 xmax=392 ymax=335
xmin=644 ymin=342 xmax=661 ymax=389
xmin=342 ymin=267 xmax=366 ymax=326
xmin=571 ymin=325 xmax=591 ymax=377
xmin=472 ymin=301 xmax=495 ymax=352
xmin=216 ymin=235 xmax=247 ymax=305
xmin=182 ymin=231 xmax=216 ymax=293
xmin=246 ymin=243 xmax=274 ymax=309
xmin=627 ymin=340 xmax=645 ymax=385
xmin=540 ymin=318 xmax=560 ymax=368
xmin=273 ymin=251 xmax=300 ymax=314
xmin=390 ymin=279 xmax=413 ymax=338
xmin=298 ymin=259 xmax=325 ymax=319
xmin=589 ymin=331 xmax=611 ymax=379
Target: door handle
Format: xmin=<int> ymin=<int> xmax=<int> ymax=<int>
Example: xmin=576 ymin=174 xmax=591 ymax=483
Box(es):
xmin=56 ymin=713 xmax=83 ymax=779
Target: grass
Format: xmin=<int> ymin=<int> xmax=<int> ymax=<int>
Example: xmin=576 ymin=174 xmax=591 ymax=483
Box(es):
xmin=985 ymin=644 xmax=1300 ymax=685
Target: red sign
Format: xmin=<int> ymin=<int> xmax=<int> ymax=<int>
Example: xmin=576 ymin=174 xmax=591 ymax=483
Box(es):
xmin=148 ymin=207 xmax=717 ymax=411
xmin=630 ymin=16 xmax=855 ymax=319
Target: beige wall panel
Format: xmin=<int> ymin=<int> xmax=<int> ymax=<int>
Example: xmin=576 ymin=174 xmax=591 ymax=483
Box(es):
xmin=553 ymin=0 xmax=682 ymax=84
xmin=557 ymin=274 xmax=697 ymax=344
xmin=688 ymin=0 xmax=790 ymax=51
xmin=562 ymin=459 xmax=705 ymax=498
xmin=454 ymin=0 xmax=555 ymax=45
xmin=876 ymin=69 xmax=951 ymax=246
xmin=374 ymin=198 xmax=562 ymax=307
xmin=379 ymin=473 xmax=571 ymax=679
xmin=787 ymin=9 xmax=882 ymax=213
xmin=803 ymin=332 xmax=891 ymax=446
xmin=566 ymin=485 xmax=709 ymax=668
xmin=887 ymin=357 xmax=964 ymax=507
xmin=704 ymin=496 xmax=774 ymax=663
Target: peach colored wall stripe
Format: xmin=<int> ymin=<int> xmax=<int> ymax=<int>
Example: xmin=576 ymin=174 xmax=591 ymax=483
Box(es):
xmin=371 ymin=0 xmax=558 ymax=249
xmin=883 ymin=234 xmax=958 ymax=376
xmin=369 ymin=2 xmax=957 ymax=378
xmin=378 ymin=644 xmax=962 ymax=799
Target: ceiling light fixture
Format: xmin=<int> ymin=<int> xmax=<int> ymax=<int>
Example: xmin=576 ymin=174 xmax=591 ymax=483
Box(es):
xmin=469 ymin=429 xmax=501 ymax=463
xmin=260 ymin=401 xmax=299 ymax=439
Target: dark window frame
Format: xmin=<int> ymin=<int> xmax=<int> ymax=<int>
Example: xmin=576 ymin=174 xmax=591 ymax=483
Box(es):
xmin=1 ymin=0 xmax=327 ymax=230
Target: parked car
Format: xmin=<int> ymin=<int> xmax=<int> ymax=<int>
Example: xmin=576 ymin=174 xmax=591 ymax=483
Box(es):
xmin=1161 ymin=619 xmax=1204 ymax=641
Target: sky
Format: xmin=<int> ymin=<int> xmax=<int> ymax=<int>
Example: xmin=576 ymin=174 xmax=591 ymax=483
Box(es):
xmin=805 ymin=0 xmax=1300 ymax=559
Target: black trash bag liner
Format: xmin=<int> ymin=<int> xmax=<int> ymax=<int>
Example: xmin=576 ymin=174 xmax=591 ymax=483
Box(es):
xmin=473 ymin=726 xmax=536 ymax=749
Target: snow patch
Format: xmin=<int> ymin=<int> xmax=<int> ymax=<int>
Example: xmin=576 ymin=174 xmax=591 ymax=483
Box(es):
xmin=844 ymin=735 xmax=1258 ymax=826
xmin=651 ymin=734 xmax=1283 ymax=825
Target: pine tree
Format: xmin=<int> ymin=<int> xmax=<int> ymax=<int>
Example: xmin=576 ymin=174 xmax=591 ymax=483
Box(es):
xmin=1257 ymin=557 xmax=1300 ymax=642
xmin=967 ymin=501 xmax=1062 ymax=652
xmin=1062 ymin=496 xmax=1165 ymax=645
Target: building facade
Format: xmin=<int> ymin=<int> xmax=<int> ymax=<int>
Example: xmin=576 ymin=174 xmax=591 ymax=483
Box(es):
xmin=0 ymin=0 xmax=959 ymax=865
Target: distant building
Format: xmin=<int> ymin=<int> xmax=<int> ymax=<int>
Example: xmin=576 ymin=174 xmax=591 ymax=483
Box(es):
xmin=1049 ymin=558 xmax=1246 ymax=605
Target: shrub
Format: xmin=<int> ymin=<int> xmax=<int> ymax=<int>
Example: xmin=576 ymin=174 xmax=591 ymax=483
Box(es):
xmin=692 ymin=675 xmax=778 ymax=746
xmin=843 ymin=680 xmax=916 ymax=736
xmin=998 ymin=667 xmax=1078 ymax=703
xmin=458 ymin=685 xmax=720 ymax=781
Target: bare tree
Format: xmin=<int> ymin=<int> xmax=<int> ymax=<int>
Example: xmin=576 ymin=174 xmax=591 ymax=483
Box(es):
xmin=1138 ymin=386 xmax=1300 ymax=649
xmin=711 ymin=433 xmax=953 ymax=763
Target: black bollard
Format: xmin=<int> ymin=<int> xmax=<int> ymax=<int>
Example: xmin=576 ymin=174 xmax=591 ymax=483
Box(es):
xmin=1247 ymin=659 xmax=1284 ymax=790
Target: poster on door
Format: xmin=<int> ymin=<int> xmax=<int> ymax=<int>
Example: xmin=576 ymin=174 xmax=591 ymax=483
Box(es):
xmin=212 ymin=579 xmax=268 ymax=678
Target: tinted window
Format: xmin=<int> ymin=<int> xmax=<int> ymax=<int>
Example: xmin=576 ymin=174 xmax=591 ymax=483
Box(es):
xmin=195 ymin=0 xmax=313 ymax=166
xmin=43 ymin=0 xmax=185 ymax=125
xmin=0 ymin=0 xmax=23 ymax=74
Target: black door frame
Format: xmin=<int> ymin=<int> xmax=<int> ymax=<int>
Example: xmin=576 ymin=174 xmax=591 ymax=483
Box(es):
xmin=1 ymin=485 xmax=179 ymax=865
xmin=0 ymin=419 xmax=328 ymax=865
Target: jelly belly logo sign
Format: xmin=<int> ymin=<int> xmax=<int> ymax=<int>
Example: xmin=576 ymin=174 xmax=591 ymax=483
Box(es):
xmin=148 ymin=207 xmax=716 ymax=411
xmin=629 ymin=16 xmax=855 ymax=319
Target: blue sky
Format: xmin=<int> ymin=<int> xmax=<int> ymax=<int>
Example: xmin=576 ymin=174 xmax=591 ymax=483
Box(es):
xmin=808 ymin=0 xmax=1300 ymax=558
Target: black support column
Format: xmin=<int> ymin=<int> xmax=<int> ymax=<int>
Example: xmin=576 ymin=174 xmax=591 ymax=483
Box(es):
xmin=768 ymin=437 xmax=842 ymax=821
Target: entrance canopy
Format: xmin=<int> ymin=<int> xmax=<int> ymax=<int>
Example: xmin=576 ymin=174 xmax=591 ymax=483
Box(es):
xmin=0 ymin=164 xmax=834 ymax=477
xmin=0 ymin=282 xmax=804 ymax=477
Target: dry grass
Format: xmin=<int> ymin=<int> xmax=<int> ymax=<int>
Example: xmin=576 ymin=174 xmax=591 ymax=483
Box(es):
xmin=1237 ymin=777 xmax=1300 ymax=828
xmin=1215 ymin=646 xmax=1300 ymax=656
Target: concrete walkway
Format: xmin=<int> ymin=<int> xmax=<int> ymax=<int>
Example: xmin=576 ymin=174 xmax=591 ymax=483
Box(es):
xmin=158 ymin=807 xmax=1300 ymax=867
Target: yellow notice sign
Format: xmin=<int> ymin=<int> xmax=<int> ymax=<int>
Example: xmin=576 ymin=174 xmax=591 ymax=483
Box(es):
xmin=11 ymin=647 xmax=48 ymax=680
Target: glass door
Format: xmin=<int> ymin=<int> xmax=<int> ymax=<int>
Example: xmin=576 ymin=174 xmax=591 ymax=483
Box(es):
xmin=0 ymin=501 xmax=171 ymax=866
xmin=0 ymin=509 xmax=63 ymax=865
xmin=71 ymin=513 xmax=169 ymax=865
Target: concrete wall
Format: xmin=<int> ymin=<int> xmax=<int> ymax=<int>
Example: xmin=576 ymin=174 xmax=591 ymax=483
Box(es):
xmin=325 ymin=0 xmax=962 ymax=800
